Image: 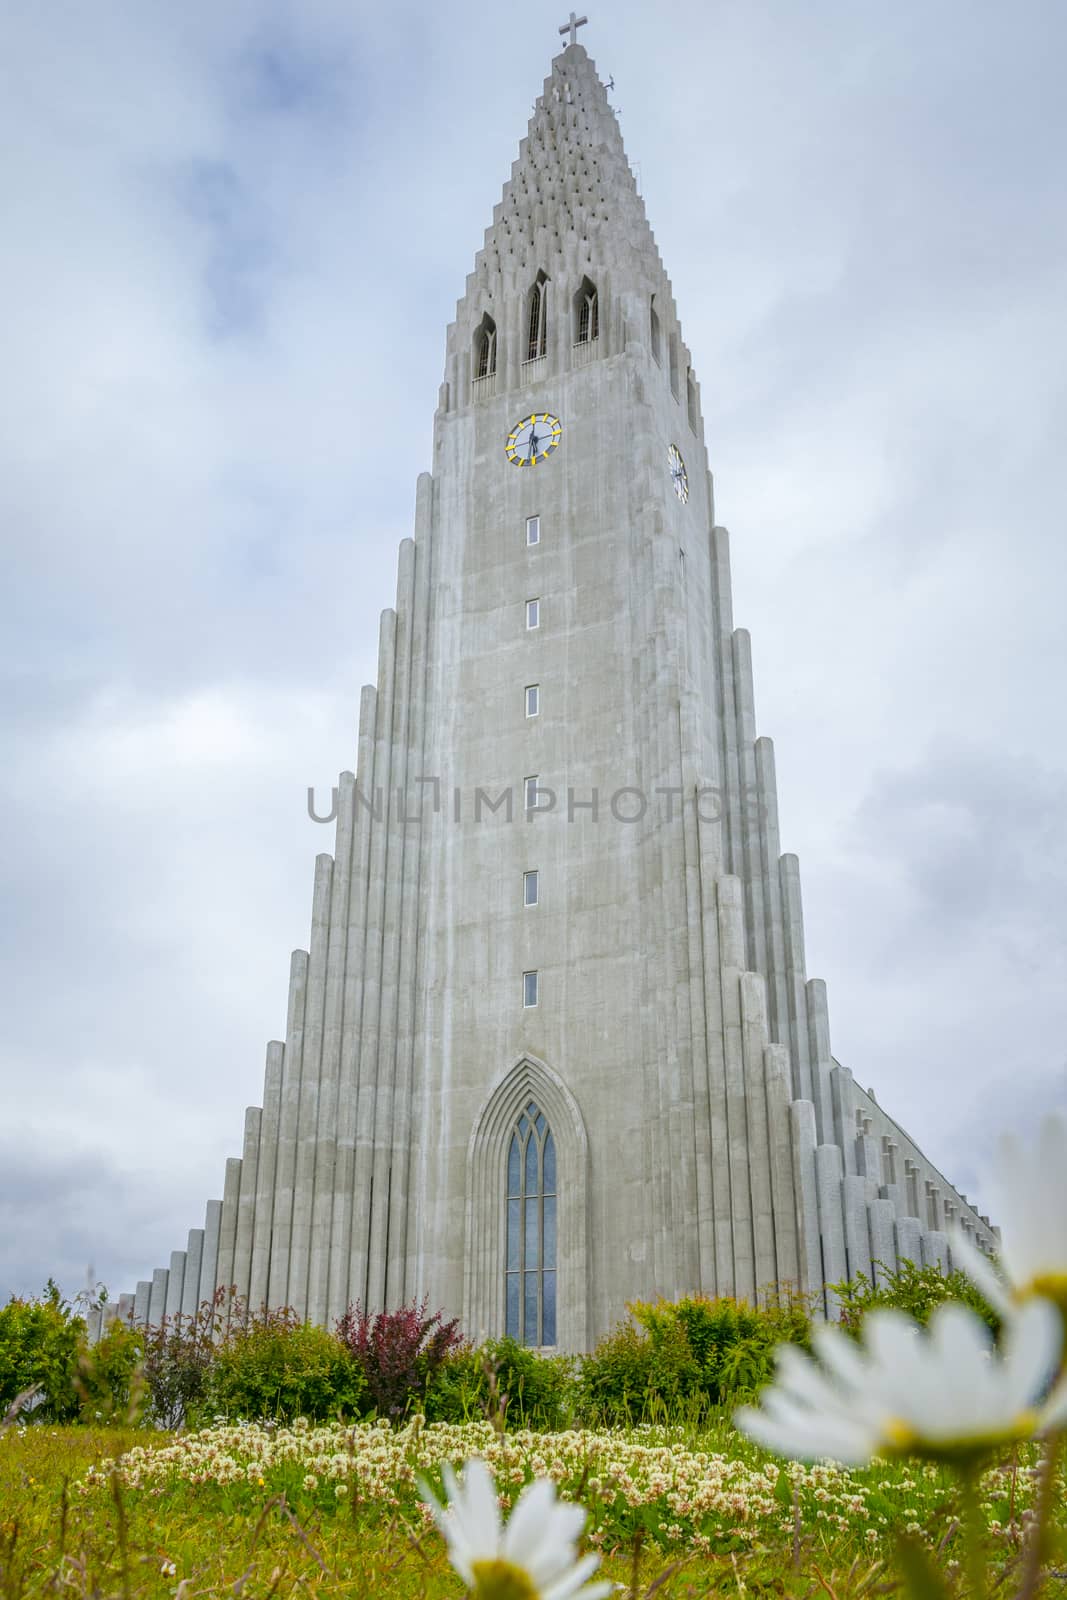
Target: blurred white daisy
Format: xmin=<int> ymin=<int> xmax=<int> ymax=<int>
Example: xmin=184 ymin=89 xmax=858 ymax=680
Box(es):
xmin=736 ymin=1298 xmax=1067 ymax=1467
xmin=421 ymin=1456 xmax=613 ymax=1600
xmin=951 ymin=1113 xmax=1067 ymax=1319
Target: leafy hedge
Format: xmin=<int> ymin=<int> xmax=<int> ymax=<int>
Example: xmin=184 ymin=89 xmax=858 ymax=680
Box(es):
xmin=0 ymin=1263 xmax=997 ymax=1431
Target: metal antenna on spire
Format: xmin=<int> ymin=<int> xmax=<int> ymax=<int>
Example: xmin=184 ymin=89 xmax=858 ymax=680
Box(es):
xmin=558 ymin=11 xmax=588 ymax=47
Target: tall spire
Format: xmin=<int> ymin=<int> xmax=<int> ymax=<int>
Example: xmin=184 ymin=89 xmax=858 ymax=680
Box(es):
xmin=458 ymin=48 xmax=661 ymax=304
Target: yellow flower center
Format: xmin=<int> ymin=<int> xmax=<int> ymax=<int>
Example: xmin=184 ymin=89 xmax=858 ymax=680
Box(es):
xmin=470 ymin=1557 xmax=540 ymax=1600
xmin=1022 ymin=1274 xmax=1067 ymax=1321
xmin=883 ymin=1410 xmax=1040 ymax=1463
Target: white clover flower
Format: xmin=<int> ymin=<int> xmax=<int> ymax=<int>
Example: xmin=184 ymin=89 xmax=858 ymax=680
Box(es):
xmin=735 ymin=1299 xmax=1067 ymax=1467
xmin=421 ymin=1456 xmax=612 ymax=1600
xmin=952 ymin=1113 xmax=1067 ymax=1318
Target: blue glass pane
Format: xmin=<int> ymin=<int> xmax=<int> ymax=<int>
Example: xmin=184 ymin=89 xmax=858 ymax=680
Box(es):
xmin=527 ymin=1100 xmax=539 ymax=1117
xmin=517 ymin=1113 xmax=528 ymax=1138
xmin=524 ymin=1272 xmax=538 ymax=1346
xmin=525 ymin=1134 xmax=539 ymax=1196
xmin=543 ymin=1194 xmax=557 ymax=1268
xmin=543 ymin=1131 xmax=556 ymax=1194
xmin=506 ymin=1273 xmax=519 ymax=1339
xmin=542 ymin=1271 xmax=557 ymax=1346
xmin=525 ymin=1196 xmax=539 ymax=1266
xmin=535 ymin=1112 xmax=546 ymax=1137
xmin=507 ymin=1198 xmax=520 ymax=1270
xmin=507 ymin=1135 xmax=520 ymax=1197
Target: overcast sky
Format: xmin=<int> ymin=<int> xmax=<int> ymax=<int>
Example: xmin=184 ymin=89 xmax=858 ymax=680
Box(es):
xmin=3 ymin=0 xmax=1065 ymax=1304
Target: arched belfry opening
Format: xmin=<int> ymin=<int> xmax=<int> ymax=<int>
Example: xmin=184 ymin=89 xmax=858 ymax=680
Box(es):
xmin=473 ymin=312 xmax=497 ymax=380
xmin=465 ymin=1055 xmax=589 ymax=1351
xmin=649 ymin=294 xmax=662 ymax=364
xmin=573 ymin=276 xmax=598 ymax=345
xmin=526 ymin=271 xmax=549 ymax=362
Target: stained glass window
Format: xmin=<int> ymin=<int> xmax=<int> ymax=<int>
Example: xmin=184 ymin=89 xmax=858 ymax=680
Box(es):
xmin=504 ymin=1101 xmax=557 ymax=1346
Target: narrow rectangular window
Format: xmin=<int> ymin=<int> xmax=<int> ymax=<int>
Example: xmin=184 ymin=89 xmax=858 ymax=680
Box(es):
xmin=523 ymin=970 xmax=539 ymax=1008
xmin=526 ymin=515 xmax=540 ymax=547
xmin=524 ymin=775 xmax=538 ymax=811
xmin=524 ymin=869 xmax=539 ymax=906
xmin=525 ymin=684 xmax=540 ymax=717
xmin=526 ymin=598 xmax=540 ymax=630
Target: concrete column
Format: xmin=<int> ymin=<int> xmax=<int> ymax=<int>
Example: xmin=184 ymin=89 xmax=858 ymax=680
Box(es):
xmin=740 ymin=972 xmax=776 ymax=1297
xmin=369 ymin=542 xmax=419 ymax=1312
xmin=133 ymin=1280 xmax=151 ymax=1327
xmin=147 ymin=1268 xmax=169 ymax=1328
xmin=805 ymin=979 xmax=834 ymax=1146
xmin=764 ymin=1044 xmax=800 ymax=1292
xmin=779 ymin=856 xmax=814 ymax=1114
xmin=267 ymin=950 xmax=310 ymax=1307
xmin=198 ymin=1198 xmax=222 ymax=1311
xmin=719 ymin=877 xmax=754 ymax=1299
xmin=896 ymin=1215 xmax=923 ymax=1266
xmin=815 ymin=1144 xmax=847 ymax=1318
xmin=215 ymin=1158 xmax=243 ymax=1318
xmin=391 ymin=482 xmax=436 ymax=1302
xmin=754 ymin=738 xmax=790 ymax=1060
xmin=351 ymin=608 xmax=399 ymax=1312
xmin=117 ymin=1292 xmax=135 ymax=1326
xmin=164 ymin=1252 xmax=186 ymax=1319
xmin=789 ymin=1099 xmax=823 ymax=1303
xmin=231 ymin=1107 xmax=262 ymax=1313
xmin=732 ymin=630 xmax=767 ymax=983
xmin=85 ymin=1307 xmax=103 ymax=1346
xmin=248 ymin=1042 xmax=284 ymax=1314
xmin=287 ymin=852 xmax=335 ymax=1317
xmin=328 ymin=685 xmax=379 ymax=1323
xmin=830 ymin=1065 xmax=857 ymax=1176
xmin=922 ymin=1230 xmax=949 ymax=1273
xmin=856 ymin=1134 xmax=882 ymax=1196
xmin=306 ymin=776 xmax=357 ymax=1325
xmin=697 ymin=812 xmax=734 ymax=1297
xmin=843 ymin=1175 xmax=872 ymax=1282
xmin=869 ymin=1199 xmax=897 ymax=1286
xmin=717 ymin=618 xmax=743 ymax=881
xmin=181 ymin=1229 xmax=204 ymax=1318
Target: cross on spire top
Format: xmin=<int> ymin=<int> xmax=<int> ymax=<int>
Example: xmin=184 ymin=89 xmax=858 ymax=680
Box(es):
xmin=558 ymin=11 xmax=588 ymax=47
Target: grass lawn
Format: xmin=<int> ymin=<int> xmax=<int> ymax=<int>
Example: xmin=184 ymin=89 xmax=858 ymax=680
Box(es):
xmin=0 ymin=1420 xmax=1058 ymax=1599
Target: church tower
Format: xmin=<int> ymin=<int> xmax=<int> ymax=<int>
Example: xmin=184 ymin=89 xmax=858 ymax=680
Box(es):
xmin=101 ymin=37 xmax=997 ymax=1351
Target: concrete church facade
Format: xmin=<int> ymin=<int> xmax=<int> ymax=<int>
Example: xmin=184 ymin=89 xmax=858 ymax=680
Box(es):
xmin=98 ymin=37 xmax=997 ymax=1351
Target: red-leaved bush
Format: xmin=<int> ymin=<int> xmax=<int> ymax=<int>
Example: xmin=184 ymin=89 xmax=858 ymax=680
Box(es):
xmin=335 ymin=1298 xmax=462 ymax=1419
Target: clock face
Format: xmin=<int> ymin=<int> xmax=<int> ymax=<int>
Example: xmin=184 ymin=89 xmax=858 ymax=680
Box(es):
xmin=506 ymin=413 xmax=562 ymax=467
xmin=669 ymin=444 xmax=689 ymax=504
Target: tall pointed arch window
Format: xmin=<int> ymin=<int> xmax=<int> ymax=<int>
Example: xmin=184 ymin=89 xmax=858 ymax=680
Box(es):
xmin=574 ymin=276 xmax=598 ymax=345
xmin=505 ymin=1101 xmax=557 ymax=1345
xmin=473 ymin=313 xmax=497 ymax=380
xmin=649 ymin=295 xmax=662 ymax=365
xmin=526 ymin=272 xmax=548 ymax=362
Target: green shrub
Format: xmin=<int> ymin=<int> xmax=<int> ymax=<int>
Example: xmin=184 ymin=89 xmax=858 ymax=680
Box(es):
xmin=831 ymin=1258 xmax=1000 ymax=1339
xmin=578 ymin=1293 xmax=814 ymax=1423
xmin=426 ymin=1338 xmax=576 ymax=1429
xmin=0 ymin=1283 xmax=85 ymax=1422
xmin=577 ymin=1317 xmax=701 ymax=1425
xmin=140 ymin=1295 xmax=224 ymax=1429
xmin=75 ymin=1316 xmax=145 ymax=1423
xmin=208 ymin=1310 xmax=364 ymax=1423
